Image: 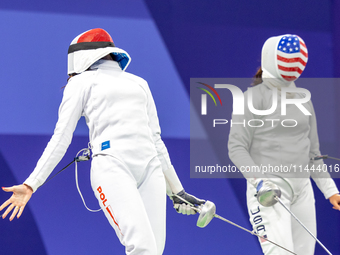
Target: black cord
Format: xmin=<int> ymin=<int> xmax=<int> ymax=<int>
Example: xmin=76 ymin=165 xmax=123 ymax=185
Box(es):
xmin=38 ymin=159 xmax=76 ymax=189
xmin=37 ymin=147 xmax=91 ymax=190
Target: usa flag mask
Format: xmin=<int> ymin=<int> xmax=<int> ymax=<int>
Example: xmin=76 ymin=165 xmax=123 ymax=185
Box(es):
xmin=261 ymin=34 xmax=308 ymax=82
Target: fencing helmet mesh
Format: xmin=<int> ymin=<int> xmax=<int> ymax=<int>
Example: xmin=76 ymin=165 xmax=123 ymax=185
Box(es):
xmin=261 ymin=34 xmax=308 ymax=82
xmin=67 ymin=28 xmax=131 ymax=75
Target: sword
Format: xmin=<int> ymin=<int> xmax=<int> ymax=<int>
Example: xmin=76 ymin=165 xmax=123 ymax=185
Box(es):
xmin=173 ymin=194 xmax=297 ymax=255
xmin=274 ymin=196 xmax=333 ymax=255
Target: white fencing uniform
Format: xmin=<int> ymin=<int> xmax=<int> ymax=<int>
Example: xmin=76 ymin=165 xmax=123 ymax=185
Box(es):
xmin=24 ymin=60 xmax=181 ymax=254
xmin=228 ymin=34 xmax=339 ymax=255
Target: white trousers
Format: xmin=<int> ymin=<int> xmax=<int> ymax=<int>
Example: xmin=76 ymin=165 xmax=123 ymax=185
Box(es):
xmin=91 ymin=155 xmax=167 ymax=255
xmin=247 ymin=178 xmax=316 ymax=255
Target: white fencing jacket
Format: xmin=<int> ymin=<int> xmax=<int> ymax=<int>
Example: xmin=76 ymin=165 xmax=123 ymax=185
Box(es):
xmin=228 ymin=81 xmax=339 ymax=199
xmin=25 ymin=60 xmax=183 ymax=194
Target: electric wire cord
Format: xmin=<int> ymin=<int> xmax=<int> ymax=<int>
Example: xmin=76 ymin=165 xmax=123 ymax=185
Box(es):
xmin=38 ymin=147 xmax=101 ymax=212
xmin=74 ymin=148 xmax=101 ymax=212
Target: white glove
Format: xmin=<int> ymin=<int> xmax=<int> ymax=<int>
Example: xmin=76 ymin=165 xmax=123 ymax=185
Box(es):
xmin=171 ymin=190 xmax=205 ymax=215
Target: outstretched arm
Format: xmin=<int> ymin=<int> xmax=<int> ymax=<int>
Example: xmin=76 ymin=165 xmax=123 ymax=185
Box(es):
xmin=0 ymin=185 xmax=33 ymax=221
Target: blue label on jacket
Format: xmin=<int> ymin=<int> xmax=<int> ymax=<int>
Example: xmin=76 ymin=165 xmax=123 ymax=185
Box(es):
xmin=101 ymin=141 xmax=110 ymax=151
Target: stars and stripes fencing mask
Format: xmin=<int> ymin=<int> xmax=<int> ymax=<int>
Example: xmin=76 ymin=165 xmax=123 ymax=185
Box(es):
xmin=261 ymin=34 xmax=308 ymax=82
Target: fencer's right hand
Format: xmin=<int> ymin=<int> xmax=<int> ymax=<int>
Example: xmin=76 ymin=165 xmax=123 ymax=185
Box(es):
xmin=256 ymin=180 xmax=281 ymax=207
xmin=171 ymin=190 xmax=205 ymax=215
xmin=329 ymin=193 xmax=340 ymax=211
xmin=0 ymin=184 xmax=33 ymax=221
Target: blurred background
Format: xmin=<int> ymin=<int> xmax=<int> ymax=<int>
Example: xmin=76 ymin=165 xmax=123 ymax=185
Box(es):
xmin=0 ymin=0 xmax=339 ymax=254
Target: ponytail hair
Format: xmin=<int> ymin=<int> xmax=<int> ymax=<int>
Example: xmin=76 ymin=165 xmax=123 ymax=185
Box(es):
xmin=251 ymin=67 xmax=263 ymax=86
xmin=61 ymin=73 xmax=78 ymax=89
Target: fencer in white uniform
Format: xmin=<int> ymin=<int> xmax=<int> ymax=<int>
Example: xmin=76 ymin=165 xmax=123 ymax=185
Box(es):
xmin=0 ymin=28 xmax=204 ymax=255
xmin=228 ymin=34 xmax=340 ymax=255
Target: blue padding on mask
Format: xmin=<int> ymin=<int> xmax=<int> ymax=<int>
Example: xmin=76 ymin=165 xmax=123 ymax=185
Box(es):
xmin=112 ymin=52 xmax=129 ymax=70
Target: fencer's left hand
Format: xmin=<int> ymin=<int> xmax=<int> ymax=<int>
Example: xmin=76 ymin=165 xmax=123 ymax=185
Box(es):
xmin=171 ymin=190 xmax=205 ymax=215
xmin=329 ymin=193 xmax=340 ymax=211
xmin=0 ymin=184 xmax=33 ymax=221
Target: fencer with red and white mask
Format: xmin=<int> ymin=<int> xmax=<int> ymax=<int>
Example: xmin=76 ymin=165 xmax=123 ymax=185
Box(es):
xmin=0 ymin=28 xmax=205 ymax=255
xmin=228 ymin=34 xmax=340 ymax=255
